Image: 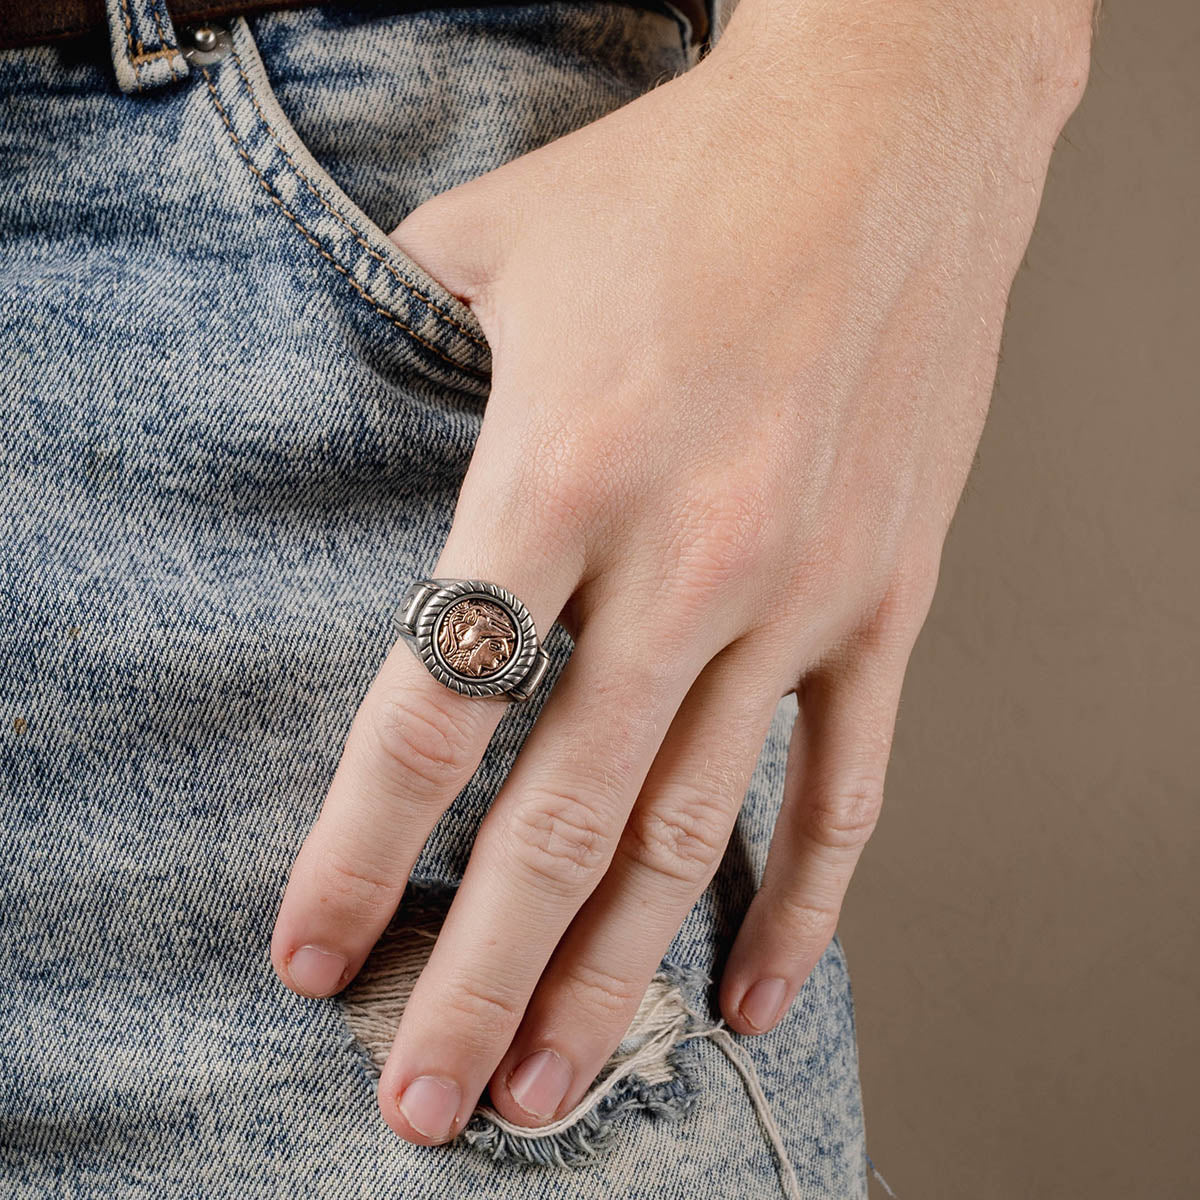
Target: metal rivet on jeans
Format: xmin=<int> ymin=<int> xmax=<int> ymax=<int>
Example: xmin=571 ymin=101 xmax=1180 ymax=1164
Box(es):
xmin=180 ymin=23 xmax=232 ymax=65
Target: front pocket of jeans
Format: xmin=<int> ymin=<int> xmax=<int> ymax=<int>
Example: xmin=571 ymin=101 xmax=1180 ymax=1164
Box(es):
xmin=191 ymin=3 xmax=693 ymax=394
xmin=194 ymin=15 xmax=494 ymax=391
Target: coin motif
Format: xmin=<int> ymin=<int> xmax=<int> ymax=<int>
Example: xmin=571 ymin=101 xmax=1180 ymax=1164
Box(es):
xmin=437 ymin=598 xmax=517 ymax=678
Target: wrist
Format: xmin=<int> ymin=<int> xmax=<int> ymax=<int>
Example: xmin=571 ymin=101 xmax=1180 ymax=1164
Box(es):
xmin=701 ymin=0 xmax=1093 ymax=135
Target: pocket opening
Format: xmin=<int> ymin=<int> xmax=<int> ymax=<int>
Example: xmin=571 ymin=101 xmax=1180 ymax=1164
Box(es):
xmin=199 ymin=16 xmax=494 ymax=391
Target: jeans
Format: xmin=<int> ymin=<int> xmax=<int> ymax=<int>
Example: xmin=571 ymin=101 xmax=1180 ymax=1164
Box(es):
xmin=0 ymin=2 xmax=870 ymax=1195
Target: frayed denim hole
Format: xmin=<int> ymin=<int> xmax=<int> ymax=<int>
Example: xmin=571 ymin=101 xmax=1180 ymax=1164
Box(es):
xmin=335 ymin=882 xmax=717 ymax=1167
xmin=463 ymin=961 xmax=716 ymax=1168
xmin=336 ymin=877 xmax=454 ymax=1082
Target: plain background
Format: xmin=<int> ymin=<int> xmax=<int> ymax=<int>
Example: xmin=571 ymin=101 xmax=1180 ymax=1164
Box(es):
xmin=826 ymin=4 xmax=1200 ymax=1197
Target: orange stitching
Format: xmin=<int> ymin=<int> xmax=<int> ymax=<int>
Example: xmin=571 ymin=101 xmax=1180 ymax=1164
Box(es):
xmin=228 ymin=47 xmax=489 ymax=353
xmin=118 ymin=0 xmax=142 ymax=93
xmin=130 ymin=46 xmax=182 ymax=64
xmin=117 ymin=1 xmax=183 ymax=76
xmin=145 ymin=3 xmax=183 ymax=62
xmin=150 ymin=2 xmax=167 ymax=46
xmin=200 ymin=67 xmax=487 ymax=381
xmin=133 ymin=1 xmax=183 ymax=65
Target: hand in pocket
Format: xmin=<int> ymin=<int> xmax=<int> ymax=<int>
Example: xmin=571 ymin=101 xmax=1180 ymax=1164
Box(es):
xmin=270 ymin=0 xmax=1090 ymax=1145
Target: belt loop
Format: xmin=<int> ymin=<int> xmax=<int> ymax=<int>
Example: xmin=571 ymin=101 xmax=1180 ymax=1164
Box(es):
xmin=104 ymin=0 xmax=190 ymax=94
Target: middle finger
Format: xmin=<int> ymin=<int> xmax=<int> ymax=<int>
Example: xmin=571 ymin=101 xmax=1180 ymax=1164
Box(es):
xmin=488 ymin=638 xmax=783 ymax=1128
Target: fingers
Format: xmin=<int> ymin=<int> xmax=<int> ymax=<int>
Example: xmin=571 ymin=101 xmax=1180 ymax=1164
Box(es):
xmin=375 ymin=601 xmax=726 ymax=1144
xmin=269 ymin=502 xmax=582 ymax=1001
xmin=719 ymin=638 xmax=909 ymax=1036
xmin=484 ymin=639 xmax=781 ymax=1128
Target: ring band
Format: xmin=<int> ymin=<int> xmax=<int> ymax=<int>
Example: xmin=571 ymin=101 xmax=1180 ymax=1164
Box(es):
xmin=391 ymin=577 xmax=551 ymax=703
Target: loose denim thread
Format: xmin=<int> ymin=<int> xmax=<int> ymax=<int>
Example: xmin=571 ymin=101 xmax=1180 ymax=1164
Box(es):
xmin=865 ymin=1153 xmax=899 ymax=1197
xmin=338 ymin=893 xmax=804 ymax=1194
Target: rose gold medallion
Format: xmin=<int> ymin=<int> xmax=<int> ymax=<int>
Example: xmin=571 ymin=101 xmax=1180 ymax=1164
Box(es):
xmin=437 ymin=598 xmax=517 ymax=678
xmin=393 ymin=578 xmax=550 ymax=702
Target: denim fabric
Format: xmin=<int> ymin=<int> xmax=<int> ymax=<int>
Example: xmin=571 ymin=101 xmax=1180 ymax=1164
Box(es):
xmin=0 ymin=2 xmax=869 ymax=1196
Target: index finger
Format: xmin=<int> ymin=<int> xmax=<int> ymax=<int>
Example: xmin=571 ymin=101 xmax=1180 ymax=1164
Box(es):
xmin=269 ymin=516 xmax=580 ymax=1001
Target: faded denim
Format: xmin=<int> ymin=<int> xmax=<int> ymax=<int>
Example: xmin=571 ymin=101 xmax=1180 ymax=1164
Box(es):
xmin=0 ymin=2 xmax=872 ymax=1196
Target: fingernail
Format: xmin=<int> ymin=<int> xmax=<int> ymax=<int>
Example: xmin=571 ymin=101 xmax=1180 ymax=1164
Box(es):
xmin=398 ymin=1075 xmax=461 ymax=1141
xmin=740 ymin=977 xmax=788 ymax=1031
xmin=507 ymin=1048 xmax=573 ymax=1120
xmin=286 ymin=944 xmax=347 ymax=996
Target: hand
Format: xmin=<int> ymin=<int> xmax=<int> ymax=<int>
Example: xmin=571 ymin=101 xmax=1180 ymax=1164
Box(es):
xmin=270 ymin=0 xmax=1092 ymax=1145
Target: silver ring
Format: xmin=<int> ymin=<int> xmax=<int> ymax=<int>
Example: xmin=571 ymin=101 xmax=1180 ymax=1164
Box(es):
xmin=391 ymin=577 xmax=551 ymax=703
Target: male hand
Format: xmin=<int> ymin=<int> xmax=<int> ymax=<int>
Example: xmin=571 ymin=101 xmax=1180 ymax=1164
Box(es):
xmin=270 ymin=0 xmax=1092 ymax=1145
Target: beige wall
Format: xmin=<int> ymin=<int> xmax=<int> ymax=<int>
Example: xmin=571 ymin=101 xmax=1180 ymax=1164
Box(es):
xmin=839 ymin=5 xmax=1200 ymax=1197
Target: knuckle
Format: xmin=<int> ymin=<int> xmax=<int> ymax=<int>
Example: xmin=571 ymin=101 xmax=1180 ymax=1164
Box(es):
xmin=438 ymin=975 xmax=525 ymax=1043
xmin=560 ymin=961 xmax=643 ymax=1026
xmin=310 ymin=844 xmax=403 ymax=919
xmin=621 ymin=787 xmax=733 ymax=887
xmin=667 ymin=478 xmax=775 ymax=594
xmin=789 ymin=517 xmax=851 ymax=596
xmin=366 ymin=685 xmax=478 ymax=793
xmin=500 ymin=415 xmax=616 ymax=552
xmin=803 ymin=779 xmax=885 ymax=853
xmin=504 ymin=786 xmax=613 ymax=896
xmin=866 ymin=549 xmax=943 ymax=648
xmin=774 ymin=891 xmax=841 ymax=948
xmin=537 ymin=445 xmax=611 ymax=542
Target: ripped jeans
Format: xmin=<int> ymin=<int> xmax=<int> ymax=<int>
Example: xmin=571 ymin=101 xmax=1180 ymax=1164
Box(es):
xmin=0 ymin=2 xmax=872 ymax=1196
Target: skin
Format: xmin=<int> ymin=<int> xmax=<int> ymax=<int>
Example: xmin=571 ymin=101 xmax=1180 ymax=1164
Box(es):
xmin=270 ymin=0 xmax=1095 ymax=1146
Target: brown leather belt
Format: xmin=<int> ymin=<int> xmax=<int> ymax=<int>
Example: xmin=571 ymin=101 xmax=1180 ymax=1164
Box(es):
xmin=0 ymin=0 xmax=709 ymax=51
